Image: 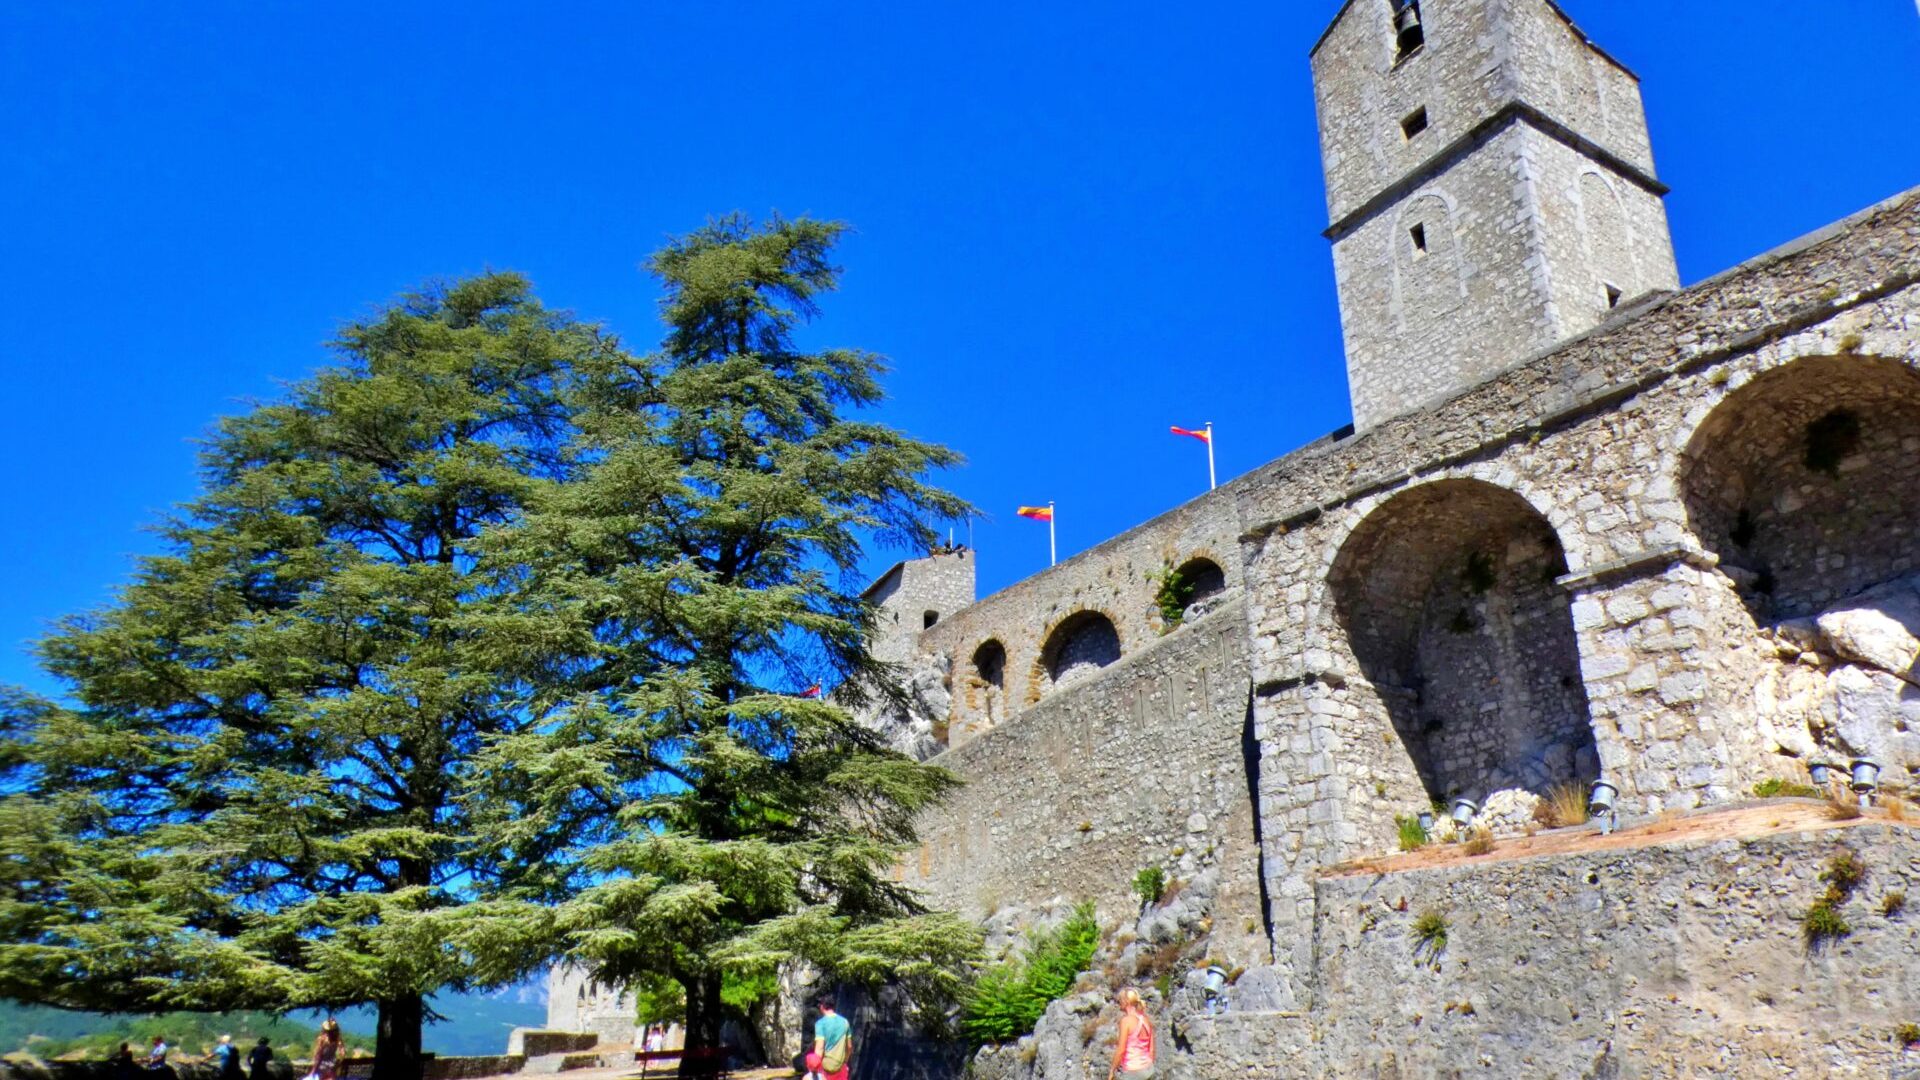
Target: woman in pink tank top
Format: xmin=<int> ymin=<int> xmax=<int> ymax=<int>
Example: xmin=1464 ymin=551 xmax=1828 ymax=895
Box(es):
xmin=1107 ymin=988 xmax=1155 ymax=1080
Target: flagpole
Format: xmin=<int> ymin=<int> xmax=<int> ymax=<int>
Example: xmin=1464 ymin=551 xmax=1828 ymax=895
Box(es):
xmin=1049 ymin=502 xmax=1057 ymax=566
xmin=1206 ymin=423 xmax=1216 ymax=490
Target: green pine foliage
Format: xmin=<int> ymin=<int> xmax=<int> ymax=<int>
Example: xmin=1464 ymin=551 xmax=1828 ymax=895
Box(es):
xmin=463 ymin=215 xmax=982 ymax=1066
xmin=960 ymin=903 xmax=1101 ymax=1044
xmin=0 ymin=217 xmax=983 ymax=1080
xmin=0 ymin=275 xmax=605 ymax=1080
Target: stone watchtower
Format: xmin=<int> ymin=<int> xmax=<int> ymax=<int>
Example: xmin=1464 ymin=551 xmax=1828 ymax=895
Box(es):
xmin=860 ymin=548 xmax=975 ymax=666
xmin=1314 ymin=0 xmax=1680 ymax=430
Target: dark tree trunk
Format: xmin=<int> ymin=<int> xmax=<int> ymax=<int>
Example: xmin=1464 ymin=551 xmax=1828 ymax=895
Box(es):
xmin=371 ymin=994 xmax=426 ymax=1080
xmin=679 ymin=973 xmax=727 ymax=1080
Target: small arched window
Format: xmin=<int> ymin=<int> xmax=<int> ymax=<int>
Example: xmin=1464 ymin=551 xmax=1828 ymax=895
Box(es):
xmin=972 ymin=639 xmax=1006 ymax=688
xmin=923 ymin=610 xmax=940 ymax=629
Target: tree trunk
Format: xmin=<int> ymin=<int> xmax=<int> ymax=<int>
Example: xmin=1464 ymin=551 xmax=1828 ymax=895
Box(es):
xmin=679 ymin=973 xmax=727 ymax=1080
xmin=371 ymin=994 xmax=426 ymax=1080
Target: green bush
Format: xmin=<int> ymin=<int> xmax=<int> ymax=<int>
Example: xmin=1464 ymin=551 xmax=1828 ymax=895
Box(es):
xmin=1752 ymin=778 xmax=1820 ymax=799
xmin=1153 ymin=566 xmax=1195 ymax=629
xmin=1395 ymin=814 xmax=1430 ymax=852
xmin=961 ymin=902 xmax=1102 ymax=1044
xmin=1802 ymin=900 xmax=1852 ymax=945
xmin=1132 ymin=866 xmax=1166 ymax=906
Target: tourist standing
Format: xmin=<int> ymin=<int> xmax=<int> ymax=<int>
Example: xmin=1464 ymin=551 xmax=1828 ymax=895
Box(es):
xmin=146 ymin=1036 xmax=169 ymax=1072
xmin=309 ymin=1020 xmax=342 ymax=1080
xmin=1106 ymin=989 xmax=1155 ymax=1080
xmin=112 ymin=1043 xmax=138 ymax=1080
xmin=206 ymin=1035 xmax=243 ymax=1080
xmin=807 ymin=998 xmax=851 ymax=1080
xmin=247 ymin=1039 xmax=274 ymax=1080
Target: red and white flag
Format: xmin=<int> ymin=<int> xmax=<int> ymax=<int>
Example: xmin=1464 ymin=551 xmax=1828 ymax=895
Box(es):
xmin=800 ymin=683 xmax=822 ymax=698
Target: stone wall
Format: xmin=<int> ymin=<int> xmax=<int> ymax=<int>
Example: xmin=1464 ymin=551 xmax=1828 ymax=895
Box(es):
xmin=902 ymin=598 xmax=1266 ymax=965
xmin=1308 ymin=820 xmax=1920 ymax=1077
xmin=918 ymin=492 xmax=1245 ymax=745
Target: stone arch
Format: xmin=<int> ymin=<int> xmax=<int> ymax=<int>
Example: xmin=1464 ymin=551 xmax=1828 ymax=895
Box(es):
xmin=1328 ymin=478 xmax=1599 ymax=804
xmin=1168 ymin=555 xmax=1228 ymax=622
xmin=1034 ymin=610 xmax=1122 ymax=695
xmin=968 ymin=638 xmax=1008 ymax=728
xmin=1578 ymin=169 xmax=1638 ymax=312
xmin=1391 ymin=189 xmax=1467 ymax=326
xmin=1679 ymin=353 xmax=1920 ymax=624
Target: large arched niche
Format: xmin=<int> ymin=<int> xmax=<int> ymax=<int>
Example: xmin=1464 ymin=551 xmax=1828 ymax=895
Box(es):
xmin=1680 ymin=354 xmax=1920 ymax=624
xmin=1329 ymin=479 xmax=1599 ymax=804
xmin=1035 ymin=610 xmax=1121 ymax=696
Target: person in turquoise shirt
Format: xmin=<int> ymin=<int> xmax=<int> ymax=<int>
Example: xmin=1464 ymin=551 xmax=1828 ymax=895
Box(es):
xmin=809 ymin=998 xmax=852 ymax=1080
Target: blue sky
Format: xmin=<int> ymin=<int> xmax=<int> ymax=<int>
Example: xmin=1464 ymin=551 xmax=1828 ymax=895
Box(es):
xmin=2 ymin=1 xmax=1917 ymax=696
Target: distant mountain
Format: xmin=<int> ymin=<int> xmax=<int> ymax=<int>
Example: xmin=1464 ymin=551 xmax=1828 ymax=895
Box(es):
xmin=2 ymin=979 xmax=550 ymax=1062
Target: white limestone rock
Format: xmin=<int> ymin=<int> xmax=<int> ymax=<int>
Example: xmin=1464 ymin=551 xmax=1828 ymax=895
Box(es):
xmin=1815 ymin=578 xmax=1920 ymax=681
xmin=1478 ymin=788 xmax=1543 ymax=837
xmin=1829 ymin=664 xmax=1915 ymax=765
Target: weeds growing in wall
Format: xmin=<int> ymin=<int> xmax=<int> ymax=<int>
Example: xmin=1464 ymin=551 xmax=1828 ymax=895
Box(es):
xmin=961 ymin=901 xmax=1101 ymax=1044
xmin=1803 ymin=850 xmax=1865 ymax=948
xmin=1132 ymin=866 xmax=1166 ymax=906
xmin=1752 ymin=777 xmax=1819 ymax=799
xmin=1395 ymin=814 xmax=1430 ymax=852
xmin=1411 ymin=910 xmax=1449 ymax=970
xmin=1153 ymin=564 xmax=1195 ymax=631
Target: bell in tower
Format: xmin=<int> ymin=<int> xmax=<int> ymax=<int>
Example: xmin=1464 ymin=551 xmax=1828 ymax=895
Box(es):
xmin=1393 ymin=1 xmax=1425 ymax=58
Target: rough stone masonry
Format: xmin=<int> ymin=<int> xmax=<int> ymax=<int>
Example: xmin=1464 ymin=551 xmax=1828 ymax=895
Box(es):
xmin=549 ymin=1 xmax=1920 ymax=1074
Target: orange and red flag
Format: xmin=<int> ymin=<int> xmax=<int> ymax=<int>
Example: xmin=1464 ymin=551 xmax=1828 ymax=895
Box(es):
xmin=1170 ymin=425 xmax=1211 ymax=442
xmin=1016 ymin=506 xmax=1054 ymax=521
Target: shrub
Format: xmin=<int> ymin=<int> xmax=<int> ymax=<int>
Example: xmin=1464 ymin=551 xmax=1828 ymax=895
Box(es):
xmin=1826 ymin=786 xmax=1865 ymax=820
xmin=1897 ymin=1023 xmax=1920 ymax=1048
xmin=1822 ymin=851 xmax=1866 ymax=901
xmin=1396 ymin=814 xmax=1430 ymax=852
xmin=1462 ymin=826 xmax=1495 ymax=856
xmin=1536 ymin=783 xmax=1590 ymax=828
xmin=1133 ymin=866 xmax=1166 ymax=907
xmin=1411 ymin=910 xmax=1448 ymax=967
xmin=1883 ymin=891 xmax=1906 ymax=918
xmin=1752 ymin=778 xmax=1820 ymax=799
xmin=1802 ymin=900 xmax=1852 ymax=946
xmin=1153 ymin=565 xmax=1195 ymax=630
xmin=961 ymin=902 xmax=1102 ymax=1044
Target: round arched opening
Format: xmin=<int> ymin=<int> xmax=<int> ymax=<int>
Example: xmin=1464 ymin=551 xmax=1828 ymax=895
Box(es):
xmin=1680 ymin=355 xmax=1920 ymax=623
xmin=972 ymin=639 xmax=1006 ymax=688
xmin=1329 ymin=479 xmax=1597 ymax=804
xmin=1172 ymin=557 xmax=1227 ymax=619
xmin=1040 ymin=611 xmax=1121 ymax=689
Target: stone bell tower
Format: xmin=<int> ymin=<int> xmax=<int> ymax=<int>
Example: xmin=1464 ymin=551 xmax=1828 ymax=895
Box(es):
xmin=1313 ymin=0 xmax=1680 ymax=431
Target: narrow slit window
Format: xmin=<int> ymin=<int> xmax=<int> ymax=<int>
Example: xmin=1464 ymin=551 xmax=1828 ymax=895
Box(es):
xmin=1409 ymin=223 xmax=1428 ymax=257
xmin=923 ymin=609 xmax=940 ymax=629
xmin=1401 ymin=107 xmax=1429 ymax=140
xmin=1604 ymin=283 xmax=1623 ymax=309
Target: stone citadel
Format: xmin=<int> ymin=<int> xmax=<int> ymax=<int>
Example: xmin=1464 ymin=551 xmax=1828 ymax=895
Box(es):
xmin=556 ymin=0 xmax=1920 ymax=1074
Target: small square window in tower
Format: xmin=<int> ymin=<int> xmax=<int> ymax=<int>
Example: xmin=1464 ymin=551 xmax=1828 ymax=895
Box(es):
xmin=1391 ymin=0 xmax=1424 ymax=61
xmin=1401 ymin=107 xmax=1429 ymax=140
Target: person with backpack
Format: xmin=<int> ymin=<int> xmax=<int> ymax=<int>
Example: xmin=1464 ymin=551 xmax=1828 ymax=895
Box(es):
xmin=246 ymin=1038 xmax=274 ymax=1080
xmin=1106 ymin=988 xmax=1155 ymax=1080
xmin=805 ymin=998 xmax=851 ymax=1080
xmin=205 ymin=1036 xmax=243 ymax=1080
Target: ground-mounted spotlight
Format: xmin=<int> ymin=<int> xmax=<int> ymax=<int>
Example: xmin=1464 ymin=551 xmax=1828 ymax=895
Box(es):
xmin=1809 ymin=759 xmax=1835 ymax=788
xmin=1589 ymin=779 xmax=1620 ymax=836
xmin=1851 ymin=758 xmax=1881 ymax=809
xmin=1449 ymin=797 xmax=1479 ymax=836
